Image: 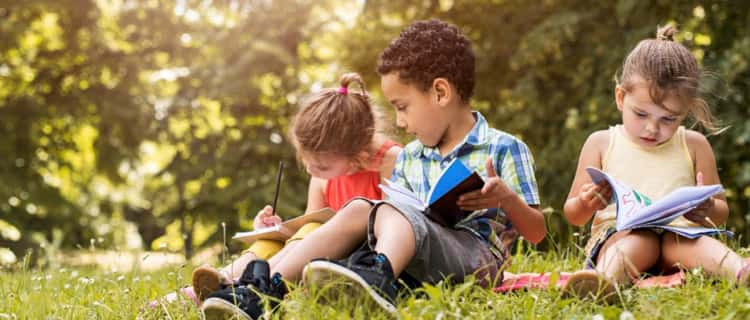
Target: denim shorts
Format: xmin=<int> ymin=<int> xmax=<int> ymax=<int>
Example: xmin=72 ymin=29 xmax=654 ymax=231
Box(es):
xmin=342 ymin=197 xmax=503 ymax=286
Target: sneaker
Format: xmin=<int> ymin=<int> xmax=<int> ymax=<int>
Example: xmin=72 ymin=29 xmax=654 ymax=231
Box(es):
xmin=193 ymin=265 xmax=230 ymax=301
xmin=303 ymin=249 xmax=398 ymax=313
xmin=201 ymin=260 xmax=288 ymax=320
xmin=561 ymin=270 xmax=617 ymax=304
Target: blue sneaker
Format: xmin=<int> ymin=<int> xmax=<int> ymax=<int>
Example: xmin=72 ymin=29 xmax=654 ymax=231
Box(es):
xmin=303 ymin=249 xmax=398 ymax=313
xmin=201 ymin=260 xmax=287 ymax=319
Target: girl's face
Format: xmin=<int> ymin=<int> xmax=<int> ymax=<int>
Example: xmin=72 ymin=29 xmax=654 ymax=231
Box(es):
xmin=616 ymin=77 xmax=688 ymax=148
xmin=302 ymin=153 xmax=356 ymax=180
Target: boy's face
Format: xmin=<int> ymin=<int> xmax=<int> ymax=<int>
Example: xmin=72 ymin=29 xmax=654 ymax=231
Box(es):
xmin=381 ymin=73 xmax=446 ymax=147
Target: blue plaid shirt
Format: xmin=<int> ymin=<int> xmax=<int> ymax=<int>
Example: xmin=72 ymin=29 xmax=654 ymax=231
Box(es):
xmin=391 ymin=111 xmax=540 ymax=260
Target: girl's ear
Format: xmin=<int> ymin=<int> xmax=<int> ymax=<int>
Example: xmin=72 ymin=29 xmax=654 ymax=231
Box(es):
xmin=615 ymin=85 xmax=626 ymax=112
xmin=432 ymin=78 xmax=452 ymax=106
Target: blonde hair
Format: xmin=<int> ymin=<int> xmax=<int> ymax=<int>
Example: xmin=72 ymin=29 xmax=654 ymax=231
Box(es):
xmin=616 ymin=24 xmax=720 ymax=133
xmin=290 ymin=73 xmax=388 ymax=167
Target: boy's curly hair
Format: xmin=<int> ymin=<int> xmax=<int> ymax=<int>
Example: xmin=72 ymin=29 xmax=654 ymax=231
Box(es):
xmin=376 ymin=19 xmax=475 ymax=102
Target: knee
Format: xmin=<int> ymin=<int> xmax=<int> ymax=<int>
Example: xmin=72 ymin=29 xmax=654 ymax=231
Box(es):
xmin=329 ymin=199 xmax=373 ymax=231
xmin=338 ymin=199 xmax=373 ymax=218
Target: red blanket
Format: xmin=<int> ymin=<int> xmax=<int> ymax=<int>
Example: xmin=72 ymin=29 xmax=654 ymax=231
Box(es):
xmin=495 ymin=270 xmax=686 ymax=293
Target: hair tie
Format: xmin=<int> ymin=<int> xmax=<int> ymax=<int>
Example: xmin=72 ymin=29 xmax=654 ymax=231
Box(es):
xmin=337 ymin=86 xmax=348 ymax=95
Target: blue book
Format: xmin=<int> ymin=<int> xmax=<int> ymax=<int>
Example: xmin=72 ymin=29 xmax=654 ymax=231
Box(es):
xmin=380 ymin=159 xmax=484 ymax=227
xmin=586 ymin=167 xmax=732 ymax=239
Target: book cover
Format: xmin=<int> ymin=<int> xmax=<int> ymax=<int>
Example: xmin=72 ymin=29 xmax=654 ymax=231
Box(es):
xmin=232 ymin=207 xmax=335 ymax=243
xmin=380 ymin=159 xmax=484 ymax=227
xmin=585 ymin=167 xmax=732 ymax=239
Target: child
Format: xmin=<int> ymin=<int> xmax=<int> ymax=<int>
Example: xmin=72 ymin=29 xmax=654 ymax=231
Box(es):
xmin=201 ymin=19 xmax=546 ymax=318
xmin=153 ymin=73 xmax=401 ymax=309
xmin=299 ymin=19 xmax=548 ymax=312
xmin=561 ymin=25 xmax=749 ymax=302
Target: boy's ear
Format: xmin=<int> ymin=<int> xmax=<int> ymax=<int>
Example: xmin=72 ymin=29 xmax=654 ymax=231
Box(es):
xmin=615 ymin=85 xmax=625 ymax=112
xmin=432 ymin=78 xmax=451 ymax=106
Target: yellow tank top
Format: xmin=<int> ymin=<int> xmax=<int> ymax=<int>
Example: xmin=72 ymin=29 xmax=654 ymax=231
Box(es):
xmin=587 ymin=125 xmax=699 ymax=250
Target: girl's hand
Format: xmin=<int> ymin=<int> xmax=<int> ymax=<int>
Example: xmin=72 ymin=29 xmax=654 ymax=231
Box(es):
xmin=253 ymin=205 xmax=282 ymax=230
xmin=458 ymin=158 xmax=515 ymax=211
xmin=685 ymin=198 xmax=715 ymax=226
xmin=684 ymin=172 xmax=716 ymax=227
xmin=578 ymin=182 xmax=612 ymax=211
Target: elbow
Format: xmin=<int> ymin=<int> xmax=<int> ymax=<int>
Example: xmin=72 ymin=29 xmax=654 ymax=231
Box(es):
xmin=526 ymin=228 xmax=546 ymax=244
xmin=525 ymin=213 xmax=547 ymax=244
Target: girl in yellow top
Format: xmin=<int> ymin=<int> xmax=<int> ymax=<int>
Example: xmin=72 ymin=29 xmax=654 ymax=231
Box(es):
xmin=562 ymin=25 xmax=748 ymax=302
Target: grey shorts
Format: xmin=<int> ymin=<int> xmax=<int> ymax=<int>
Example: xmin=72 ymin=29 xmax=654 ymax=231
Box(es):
xmin=344 ymin=197 xmax=503 ymax=286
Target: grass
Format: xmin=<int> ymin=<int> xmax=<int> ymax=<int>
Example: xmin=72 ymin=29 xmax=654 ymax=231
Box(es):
xmin=2 ymin=245 xmax=750 ymax=319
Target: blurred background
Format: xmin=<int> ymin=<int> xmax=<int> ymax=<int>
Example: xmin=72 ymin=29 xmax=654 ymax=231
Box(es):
xmin=1 ymin=0 xmax=749 ymax=267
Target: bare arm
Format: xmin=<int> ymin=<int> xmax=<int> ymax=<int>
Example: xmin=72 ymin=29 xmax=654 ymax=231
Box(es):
xmin=378 ymin=146 xmax=402 ymax=182
xmin=563 ymin=130 xmax=610 ymax=226
xmin=686 ymin=130 xmax=729 ymax=225
xmin=458 ymin=158 xmax=547 ymax=244
xmin=305 ymin=176 xmax=328 ymax=213
xmin=503 ymin=199 xmax=545 ymax=244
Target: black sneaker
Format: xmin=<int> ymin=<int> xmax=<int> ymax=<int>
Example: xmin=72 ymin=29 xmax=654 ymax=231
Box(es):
xmin=201 ymin=260 xmax=287 ymax=320
xmin=303 ymin=250 xmax=398 ymax=313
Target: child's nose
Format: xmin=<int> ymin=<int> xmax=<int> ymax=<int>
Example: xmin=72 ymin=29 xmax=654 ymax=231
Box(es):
xmin=396 ymin=115 xmax=407 ymax=128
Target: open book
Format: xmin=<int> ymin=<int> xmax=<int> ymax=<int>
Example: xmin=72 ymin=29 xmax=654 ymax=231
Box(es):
xmin=232 ymin=207 xmax=335 ymax=243
xmin=380 ymin=159 xmax=484 ymax=227
xmin=586 ymin=167 xmax=732 ymax=239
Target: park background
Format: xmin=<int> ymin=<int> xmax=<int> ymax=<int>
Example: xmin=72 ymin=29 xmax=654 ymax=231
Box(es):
xmin=3 ymin=1 xmax=750 ymax=319
xmin=3 ymin=0 xmax=750 ymax=265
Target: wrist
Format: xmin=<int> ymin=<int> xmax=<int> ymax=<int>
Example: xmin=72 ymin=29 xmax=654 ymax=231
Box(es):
xmin=496 ymin=190 xmax=518 ymax=210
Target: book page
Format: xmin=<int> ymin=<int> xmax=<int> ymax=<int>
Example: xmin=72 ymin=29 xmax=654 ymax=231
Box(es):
xmin=283 ymin=207 xmax=335 ymax=230
xmin=586 ymin=167 xmax=724 ymax=231
xmin=380 ymin=179 xmax=425 ymax=210
xmin=232 ymin=224 xmax=294 ymax=243
xmin=232 ymin=207 xmax=335 ymax=244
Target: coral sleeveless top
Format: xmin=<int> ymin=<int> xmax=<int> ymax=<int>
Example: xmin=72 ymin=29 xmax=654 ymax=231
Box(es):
xmin=324 ymin=140 xmax=401 ymax=211
xmin=586 ymin=125 xmax=699 ymax=253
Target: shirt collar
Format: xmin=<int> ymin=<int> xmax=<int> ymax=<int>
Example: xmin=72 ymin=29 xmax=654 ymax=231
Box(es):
xmin=409 ymin=111 xmax=491 ymax=158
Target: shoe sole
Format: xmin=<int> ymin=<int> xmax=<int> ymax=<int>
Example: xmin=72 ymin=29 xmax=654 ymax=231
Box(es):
xmin=561 ymin=270 xmax=617 ymax=304
xmin=303 ymin=260 xmax=397 ymax=314
xmin=201 ymin=297 xmax=253 ymax=320
xmin=193 ymin=266 xmax=224 ymax=302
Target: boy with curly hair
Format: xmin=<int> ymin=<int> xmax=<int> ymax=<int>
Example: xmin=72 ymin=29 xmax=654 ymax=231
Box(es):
xmin=303 ymin=19 xmax=547 ymax=313
xmin=199 ymin=20 xmax=547 ymax=319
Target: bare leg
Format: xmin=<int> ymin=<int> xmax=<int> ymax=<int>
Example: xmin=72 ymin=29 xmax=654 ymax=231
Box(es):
xmin=272 ymin=199 xmax=372 ymax=281
xmin=371 ymin=205 xmax=416 ymax=276
xmin=268 ymin=241 xmax=298 ymax=267
xmin=596 ymin=229 xmax=660 ymax=285
xmin=660 ymin=232 xmax=744 ymax=282
xmin=220 ymin=251 xmax=258 ymax=281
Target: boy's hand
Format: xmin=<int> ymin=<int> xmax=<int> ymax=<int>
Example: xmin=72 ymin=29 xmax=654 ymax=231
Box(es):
xmin=253 ymin=205 xmax=282 ymax=230
xmin=458 ymin=158 xmax=515 ymax=211
xmin=577 ymin=182 xmax=612 ymax=211
xmin=685 ymin=172 xmax=716 ymax=227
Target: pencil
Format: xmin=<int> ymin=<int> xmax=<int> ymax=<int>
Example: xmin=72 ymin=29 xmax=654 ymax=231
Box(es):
xmin=271 ymin=161 xmax=284 ymax=213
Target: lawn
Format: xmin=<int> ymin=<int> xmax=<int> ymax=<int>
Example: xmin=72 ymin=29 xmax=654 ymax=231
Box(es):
xmin=2 ymin=245 xmax=750 ymax=319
